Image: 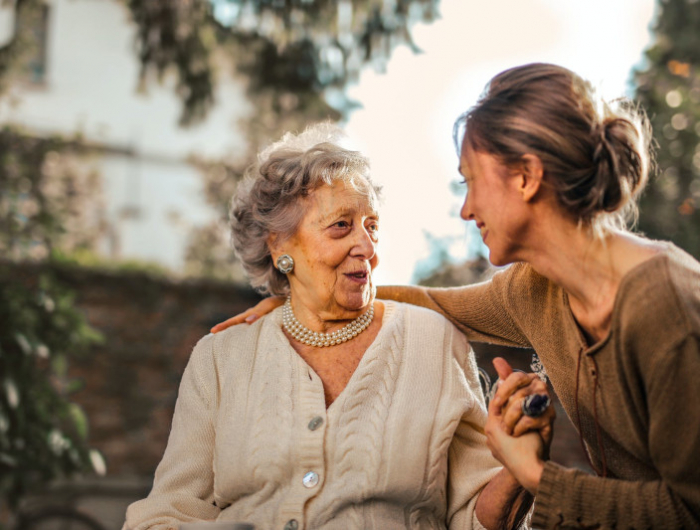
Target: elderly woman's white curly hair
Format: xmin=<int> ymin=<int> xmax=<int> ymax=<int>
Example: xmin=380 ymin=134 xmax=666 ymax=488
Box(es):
xmin=230 ymin=123 xmax=382 ymax=296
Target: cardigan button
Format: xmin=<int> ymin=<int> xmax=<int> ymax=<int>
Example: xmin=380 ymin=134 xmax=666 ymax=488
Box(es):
xmin=302 ymin=471 xmax=319 ymax=488
xmin=283 ymin=520 xmax=298 ymax=530
xmin=307 ymin=416 xmax=324 ymax=431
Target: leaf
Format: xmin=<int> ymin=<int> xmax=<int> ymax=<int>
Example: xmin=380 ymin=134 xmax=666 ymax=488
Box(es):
xmin=51 ymin=354 xmax=68 ymax=378
xmin=68 ymin=403 xmax=88 ymax=440
xmin=14 ymin=333 xmax=32 ymax=355
xmin=0 ymin=453 xmax=18 ymax=468
xmin=3 ymin=379 xmax=19 ymax=409
xmin=89 ymin=449 xmax=107 ymax=476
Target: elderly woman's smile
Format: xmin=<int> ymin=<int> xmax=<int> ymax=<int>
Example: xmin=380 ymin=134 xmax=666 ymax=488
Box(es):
xmin=280 ymin=180 xmax=380 ymax=328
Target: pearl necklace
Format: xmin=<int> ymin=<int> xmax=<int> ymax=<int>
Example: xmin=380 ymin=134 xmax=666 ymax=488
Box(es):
xmin=282 ymin=296 xmax=374 ymax=347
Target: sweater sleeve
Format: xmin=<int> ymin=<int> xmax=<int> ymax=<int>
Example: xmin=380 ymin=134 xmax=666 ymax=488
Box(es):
xmin=443 ymin=327 xmax=505 ymax=529
xmin=124 ymin=335 xmax=221 ymax=529
xmin=378 ymin=265 xmax=531 ymax=348
xmin=532 ymin=333 xmax=700 ymax=529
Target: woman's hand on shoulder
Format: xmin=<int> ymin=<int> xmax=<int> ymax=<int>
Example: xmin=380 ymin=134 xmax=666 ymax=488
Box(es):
xmin=210 ymin=296 xmax=286 ymax=333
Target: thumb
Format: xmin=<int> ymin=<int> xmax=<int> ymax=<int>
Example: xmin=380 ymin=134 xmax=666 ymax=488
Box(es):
xmin=492 ymin=357 xmax=513 ymax=381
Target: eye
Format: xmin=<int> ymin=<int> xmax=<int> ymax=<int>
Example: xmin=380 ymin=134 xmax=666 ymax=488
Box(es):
xmin=333 ymin=220 xmax=350 ymax=229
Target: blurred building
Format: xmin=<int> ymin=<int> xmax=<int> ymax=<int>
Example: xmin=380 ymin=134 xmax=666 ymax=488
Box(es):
xmin=0 ymin=0 xmax=250 ymax=271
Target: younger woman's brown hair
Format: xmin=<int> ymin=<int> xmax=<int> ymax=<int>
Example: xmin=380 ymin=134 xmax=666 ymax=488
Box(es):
xmin=454 ymin=63 xmax=653 ymax=234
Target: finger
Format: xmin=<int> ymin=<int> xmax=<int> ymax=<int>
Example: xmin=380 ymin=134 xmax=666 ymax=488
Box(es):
xmin=492 ymin=371 xmax=537 ymax=409
xmin=512 ymin=407 xmax=556 ymax=437
xmin=501 ymin=391 xmax=543 ymax=434
xmin=211 ymin=312 xmax=255 ymax=333
xmin=211 ymin=296 xmax=285 ymax=333
xmin=487 ymin=386 xmax=503 ymax=419
xmin=500 ymin=378 xmax=549 ymax=427
xmin=492 ymin=357 xmax=513 ymax=381
xmin=501 ymin=378 xmax=548 ymax=413
xmin=501 ymin=393 xmax=528 ymax=433
xmin=490 ymin=357 xmax=514 ymax=410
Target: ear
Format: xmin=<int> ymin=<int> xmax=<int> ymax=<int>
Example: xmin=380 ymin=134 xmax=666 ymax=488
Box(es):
xmin=267 ymin=233 xmax=281 ymax=261
xmin=518 ymin=154 xmax=544 ymax=203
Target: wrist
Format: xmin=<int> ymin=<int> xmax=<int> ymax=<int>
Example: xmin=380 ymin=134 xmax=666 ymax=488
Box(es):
xmin=520 ymin=459 xmax=544 ymax=495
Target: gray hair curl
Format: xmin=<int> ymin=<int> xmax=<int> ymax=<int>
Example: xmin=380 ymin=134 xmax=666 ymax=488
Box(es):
xmin=230 ymin=123 xmax=381 ymax=295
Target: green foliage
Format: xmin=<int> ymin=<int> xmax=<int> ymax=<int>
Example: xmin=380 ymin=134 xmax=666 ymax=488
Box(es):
xmin=0 ymin=126 xmax=106 ymax=262
xmin=0 ymin=124 xmax=106 ymax=510
xmin=634 ymin=0 xmax=700 ymax=258
xmin=126 ymin=0 xmax=440 ymax=124
xmin=0 ymin=268 xmax=103 ymax=509
xmin=50 ymin=248 xmax=174 ymax=279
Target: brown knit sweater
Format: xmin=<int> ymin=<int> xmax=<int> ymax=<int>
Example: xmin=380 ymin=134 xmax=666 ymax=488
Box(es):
xmin=379 ymin=243 xmax=700 ymax=529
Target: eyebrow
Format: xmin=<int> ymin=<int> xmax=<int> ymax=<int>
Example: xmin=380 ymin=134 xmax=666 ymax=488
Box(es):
xmin=319 ymin=207 xmax=351 ymax=223
xmin=319 ymin=207 xmax=379 ymax=225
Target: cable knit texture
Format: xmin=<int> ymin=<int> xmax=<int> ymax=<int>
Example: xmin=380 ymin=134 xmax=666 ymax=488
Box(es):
xmin=124 ymin=301 xmax=502 ymax=530
xmin=380 ymin=242 xmax=700 ymax=529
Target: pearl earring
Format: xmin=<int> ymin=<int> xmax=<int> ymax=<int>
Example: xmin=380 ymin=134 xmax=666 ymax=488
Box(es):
xmin=276 ymin=254 xmax=294 ymax=274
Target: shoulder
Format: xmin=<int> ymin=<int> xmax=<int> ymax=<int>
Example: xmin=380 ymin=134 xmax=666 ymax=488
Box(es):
xmin=385 ymin=300 xmax=466 ymax=338
xmin=491 ymin=262 xmax=561 ymax=307
xmin=191 ymin=308 xmax=285 ymax=372
xmin=660 ymin=245 xmax=700 ymax=329
xmin=616 ymin=244 xmax=700 ymax=351
xmin=383 ymin=300 xmax=473 ymax=365
xmin=489 ymin=262 xmax=565 ymax=336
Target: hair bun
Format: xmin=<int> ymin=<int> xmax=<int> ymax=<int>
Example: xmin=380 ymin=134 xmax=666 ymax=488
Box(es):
xmin=590 ymin=113 xmax=649 ymax=217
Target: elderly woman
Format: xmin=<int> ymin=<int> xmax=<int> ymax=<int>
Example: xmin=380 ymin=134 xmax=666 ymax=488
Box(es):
xmin=124 ymin=125 xmax=537 ymax=530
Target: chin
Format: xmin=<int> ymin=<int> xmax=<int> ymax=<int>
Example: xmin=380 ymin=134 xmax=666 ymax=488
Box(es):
xmin=340 ymin=290 xmax=373 ymax=312
xmin=487 ymin=248 xmax=510 ymax=267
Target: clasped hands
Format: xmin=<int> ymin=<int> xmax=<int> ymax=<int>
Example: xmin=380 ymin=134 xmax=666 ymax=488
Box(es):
xmin=485 ymin=357 xmax=555 ymax=495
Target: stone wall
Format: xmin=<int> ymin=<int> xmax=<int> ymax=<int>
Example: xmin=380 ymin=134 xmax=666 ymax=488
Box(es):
xmin=9 ymin=263 xmax=261 ymax=479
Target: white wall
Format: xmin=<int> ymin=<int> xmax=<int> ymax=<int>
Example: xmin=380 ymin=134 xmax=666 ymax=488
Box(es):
xmin=0 ymin=0 xmax=251 ymax=271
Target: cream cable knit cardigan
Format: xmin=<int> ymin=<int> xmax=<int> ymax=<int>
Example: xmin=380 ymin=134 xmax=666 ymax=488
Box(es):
xmin=124 ymin=301 xmax=502 ymax=530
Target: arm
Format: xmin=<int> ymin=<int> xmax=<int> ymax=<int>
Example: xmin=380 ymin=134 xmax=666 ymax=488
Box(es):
xmin=484 ymin=370 xmax=550 ymax=497
xmin=470 ymin=360 xmax=553 ymax=529
xmin=212 ymin=264 xmax=534 ymax=346
xmin=448 ymin=412 xmax=533 ymax=530
xmin=378 ymin=266 xmax=531 ymax=348
xmin=532 ymin=335 xmax=700 ymax=529
xmin=475 ymin=470 xmax=533 ymax=530
xmin=446 ymin=340 xmax=533 ymax=529
xmin=124 ymin=336 xmax=220 ymax=529
xmin=211 ymin=296 xmax=284 ymax=332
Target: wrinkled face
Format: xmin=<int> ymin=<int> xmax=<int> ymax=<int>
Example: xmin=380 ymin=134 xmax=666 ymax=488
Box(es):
xmin=279 ymin=180 xmax=379 ymax=319
xmin=458 ymin=143 xmax=528 ymax=266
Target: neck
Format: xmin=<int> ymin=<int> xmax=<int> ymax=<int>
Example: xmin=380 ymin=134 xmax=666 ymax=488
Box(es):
xmin=287 ymin=292 xmax=371 ymax=334
xmin=514 ymin=220 xmax=661 ymax=342
xmin=525 ymin=225 xmax=617 ymax=309
xmin=282 ymin=296 xmax=375 ymax=347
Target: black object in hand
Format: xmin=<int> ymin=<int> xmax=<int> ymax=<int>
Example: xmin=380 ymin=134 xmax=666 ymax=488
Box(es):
xmin=521 ymin=394 xmax=551 ymax=417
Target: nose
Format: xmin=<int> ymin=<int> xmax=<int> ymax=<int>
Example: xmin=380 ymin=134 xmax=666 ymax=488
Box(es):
xmin=460 ymin=191 xmax=474 ymax=221
xmin=350 ymin=225 xmax=377 ymax=260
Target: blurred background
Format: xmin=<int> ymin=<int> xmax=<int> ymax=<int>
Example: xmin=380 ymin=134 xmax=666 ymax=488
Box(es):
xmin=1 ymin=0 xmax=699 ymax=527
